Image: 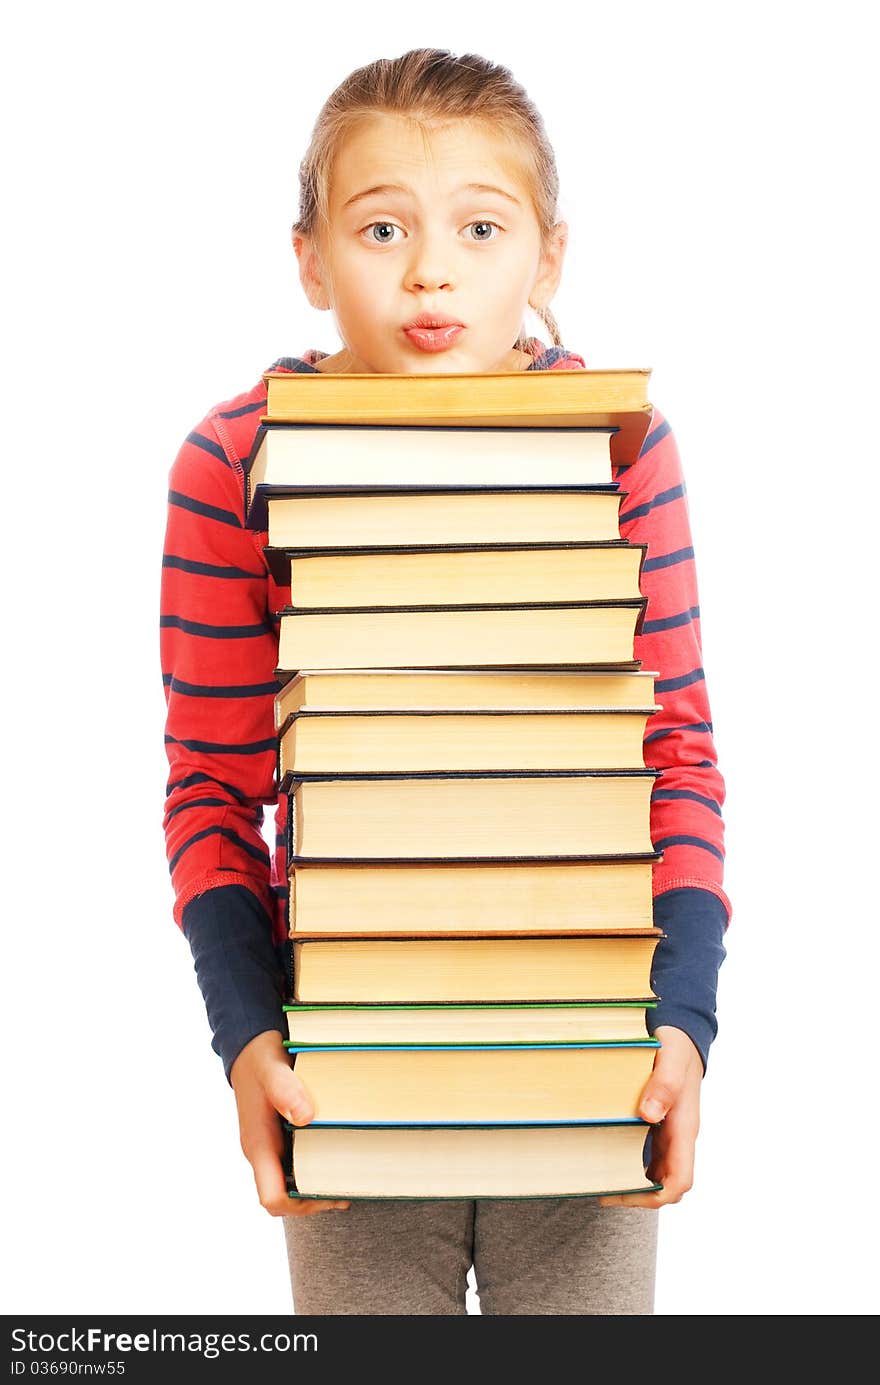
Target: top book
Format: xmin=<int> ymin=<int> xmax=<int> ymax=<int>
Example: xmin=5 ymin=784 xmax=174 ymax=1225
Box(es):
xmin=262 ymin=367 xmax=651 ymax=427
xmin=246 ymin=369 xmax=653 ymax=528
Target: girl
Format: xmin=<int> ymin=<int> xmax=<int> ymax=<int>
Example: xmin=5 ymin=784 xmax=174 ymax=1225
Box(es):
xmin=160 ymin=47 xmax=730 ymax=1316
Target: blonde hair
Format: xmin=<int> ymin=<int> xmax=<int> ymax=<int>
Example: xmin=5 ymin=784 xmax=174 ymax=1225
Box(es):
xmin=291 ymin=47 xmax=564 ymax=351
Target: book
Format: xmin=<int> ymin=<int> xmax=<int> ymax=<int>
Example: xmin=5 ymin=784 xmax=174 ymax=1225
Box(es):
xmin=265 ymin=485 xmax=626 ymax=554
xmin=260 ymin=367 xmax=651 ymax=465
xmin=263 ymin=365 xmax=651 ymax=423
xmin=283 ymin=1000 xmax=657 ymax=1046
xmin=288 ymin=930 xmax=662 ymax=1003
xmin=284 ymin=1121 xmax=661 ymax=1200
xmin=274 ymin=666 xmax=659 ymax=721
xmin=285 ymin=857 xmax=659 ymax=934
xmin=271 ymin=540 xmax=647 ymax=607
xmin=277 ymin=707 xmax=659 ymax=783
xmin=248 ymin=425 xmax=619 ymax=527
xmin=276 ymin=600 xmax=646 ymax=672
xmin=284 ymin=1040 xmax=659 ymax=1123
xmin=286 ymin=770 xmax=658 ymax=859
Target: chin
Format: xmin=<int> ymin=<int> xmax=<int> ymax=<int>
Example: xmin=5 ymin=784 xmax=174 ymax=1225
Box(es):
xmin=399 ymin=344 xmax=485 ymax=374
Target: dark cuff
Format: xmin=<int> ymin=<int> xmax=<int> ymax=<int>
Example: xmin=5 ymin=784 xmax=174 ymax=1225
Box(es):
xmin=647 ymin=886 xmax=728 ymax=1076
xmin=182 ymin=883 xmax=287 ymax=1086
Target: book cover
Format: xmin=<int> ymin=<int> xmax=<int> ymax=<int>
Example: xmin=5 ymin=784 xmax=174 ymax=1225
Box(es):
xmin=283 ymin=1120 xmax=663 ymax=1200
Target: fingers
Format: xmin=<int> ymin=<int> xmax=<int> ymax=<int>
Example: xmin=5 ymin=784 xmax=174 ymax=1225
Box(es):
xmin=638 ymin=1045 xmax=689 ymax=1124
xmin=598 ymin=1178 xmax=691 ymax=1209
xmin=250 ymin=1141 xmax=351 ymax=1216
xmin=232 ymin=1041 xmax=351 ymax=1216
xmin=245 ymin=1111 xmax=351 ymax=1217
xmin=597 ymin=1188 xmax=666 ymax=1209
xmin=263 ymin=1062 xmax=316 ymax=1126
xmin=640 ymin=1087 xmax=675 ymax=1124
xmin=600 ymin=1030 xmax=702 ymax=1208
xmin=231 ymin=1033 xmax=316 ymax=1125
xmin=638 ymin=1025 xmax=703 ymax=1122
xmin=288 ymin=1197 xmax=353 ymax=1218
xmin=597 ymin=1158 xmax=693 ymax=1209
xmin=600 ymin=1100 xmax=698 ymax=1209
xmin=250 ymin=1137 xmax=294 ymax=1216
xmin=648 ymin=1109 xmax=697 ymax=1205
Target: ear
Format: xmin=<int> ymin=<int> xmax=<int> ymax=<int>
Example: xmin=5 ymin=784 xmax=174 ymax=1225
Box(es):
xmin=529 ymin=220 xmax=568 ymax=312
xmin=292 ymin=231 xmax=332 ymax=312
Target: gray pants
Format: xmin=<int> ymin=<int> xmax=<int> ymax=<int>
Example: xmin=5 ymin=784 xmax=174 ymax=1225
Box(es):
xmin=283 ymin=1199 xmax=658 ymax=1315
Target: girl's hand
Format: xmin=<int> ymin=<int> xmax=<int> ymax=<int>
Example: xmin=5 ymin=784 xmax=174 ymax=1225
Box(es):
xmin=597 ymin=1025 xmax=702 ymax=1209
xmin=229 ymin=1030 xmax=351 ymax=1217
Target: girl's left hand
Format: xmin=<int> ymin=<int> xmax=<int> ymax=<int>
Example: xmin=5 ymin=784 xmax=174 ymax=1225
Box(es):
xmin=597 ymin=1025 xmax=702 ymax=1208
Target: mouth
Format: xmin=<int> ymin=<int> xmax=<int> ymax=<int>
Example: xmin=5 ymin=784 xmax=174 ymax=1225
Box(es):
xmin=402 ymin=318 xmax=465 ymax=353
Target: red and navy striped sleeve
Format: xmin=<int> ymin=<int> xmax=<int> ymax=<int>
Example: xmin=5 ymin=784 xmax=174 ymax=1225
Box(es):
xmin=616 ymin=411 xmax=730 ymax=918
xmin=610 ymin=406 xmax=730 ymax=1067
xmin=160 ymin=407 xmax=279 ymax=929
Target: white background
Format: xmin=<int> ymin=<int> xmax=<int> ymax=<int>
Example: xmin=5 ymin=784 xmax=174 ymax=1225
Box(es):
xmin=2 ymin=0 xmax=877 ymax=1317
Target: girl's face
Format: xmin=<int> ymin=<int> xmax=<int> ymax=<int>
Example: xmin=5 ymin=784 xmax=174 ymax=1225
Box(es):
xmin=294 ymin=112 xmax=567 ymax=374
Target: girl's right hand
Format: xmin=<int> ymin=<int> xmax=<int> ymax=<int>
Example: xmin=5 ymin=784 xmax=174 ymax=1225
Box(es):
xmin=229 ymin=1029 xmax=351 ymax=1217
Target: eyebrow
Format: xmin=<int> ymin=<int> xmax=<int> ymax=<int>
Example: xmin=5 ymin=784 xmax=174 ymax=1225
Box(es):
xmin=341 ymin=182 xmax=522 ymax=211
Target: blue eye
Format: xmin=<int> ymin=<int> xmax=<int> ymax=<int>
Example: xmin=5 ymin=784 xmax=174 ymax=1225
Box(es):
xmin=363 ymin=222 xmax=400 ymax=243
xmin=468 ymin=221 xmax=499 ymax=241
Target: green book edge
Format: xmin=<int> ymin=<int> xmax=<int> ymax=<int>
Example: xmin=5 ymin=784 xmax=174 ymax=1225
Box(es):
xmin=283 ymin=1039 xmax=660 ymax=1050
xmin=282 ymin=1001 xmax=658 ymax=1012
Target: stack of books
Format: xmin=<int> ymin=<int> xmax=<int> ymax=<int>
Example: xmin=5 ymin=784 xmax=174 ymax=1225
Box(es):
xmin=247 ymin=367 xmax=666 ymax=1200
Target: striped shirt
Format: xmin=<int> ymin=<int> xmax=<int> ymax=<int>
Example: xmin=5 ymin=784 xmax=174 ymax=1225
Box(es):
xmin=161 ymin=336 xmax=731 ymax=1076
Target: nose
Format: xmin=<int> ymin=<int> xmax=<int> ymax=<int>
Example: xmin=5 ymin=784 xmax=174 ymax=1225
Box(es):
xmin=403 ymin=231 xmax=454 ymax=293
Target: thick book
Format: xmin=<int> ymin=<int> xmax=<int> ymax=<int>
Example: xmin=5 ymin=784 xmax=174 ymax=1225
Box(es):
xmin=274 ymin=667 xmax=659 ymax=724
xmin=268 ymin=540 xmax=647 ymax=606
xmin=288 ymin=930 xmax=662 ymax=1003
xmin=277 ymin=706 xmax=659 ymax=784
xmin=276 ymin=600 xmax=646 ymax=672
xmin=285 ymin=857 xmax=659 ymax=935
xmin=283 ymin=1000 xmax=657 ymax=1046
xmin=265 ymin=485 xmax=626 ymax=553
xmin=284 ymin=1121 xmax=662 ymax=1200
xmin=285 ymin=769 xmax=659 ymax=859
xmin=284 ymin=1040 xmax=659 ymax=1123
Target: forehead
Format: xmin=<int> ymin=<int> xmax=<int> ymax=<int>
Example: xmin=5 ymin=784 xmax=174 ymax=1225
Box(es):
xmin=328 ymin=111 xmax=531 ymax=209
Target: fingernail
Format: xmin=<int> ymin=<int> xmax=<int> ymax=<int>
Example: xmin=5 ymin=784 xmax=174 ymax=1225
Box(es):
xmin=642 ymin=1097 xmax=665 ymax=1121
